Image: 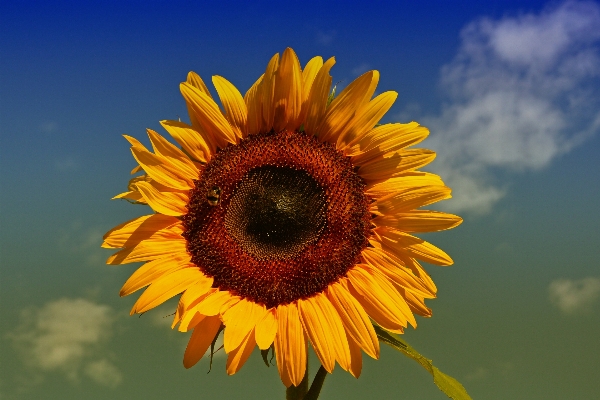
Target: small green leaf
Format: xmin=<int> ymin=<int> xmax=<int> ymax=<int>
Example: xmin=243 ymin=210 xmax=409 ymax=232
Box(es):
xmin=207 ymin=324 xmax=224 ymax=373
xmin=260 ymin=348 xmax=271 ymax=368
xmin=374 ymin=325 xmax=472 ymax=400
xmin=326 ymin=84 xmax=338 ymax=107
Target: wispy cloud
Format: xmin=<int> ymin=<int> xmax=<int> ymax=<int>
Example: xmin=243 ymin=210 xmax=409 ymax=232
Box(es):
xmin=54 ymin=157 xmax=78 ymax=171
xmin=352 ymin=63 xmax=371 ymax=76
xmin=316 ymin=29 xmax=336 ymax=46
xmin=58 ymin=221 xmax=106 ymax=266
xmin=549 ymin=277 xmax=600 ymax=314
xmin=39 ymin=121 xmax=58 ymax=133
xmin=464 ymin=361 xmax=514 ymax=382
xmin=465 ymin=366 xmax=488 ymax=381
xmin=84 ymin=359 xmax=123 ymax=388
xmin=421 ymin=1 xmax=600 ymax=214
xmin=8 ymin=298 xmax=122 ymax=387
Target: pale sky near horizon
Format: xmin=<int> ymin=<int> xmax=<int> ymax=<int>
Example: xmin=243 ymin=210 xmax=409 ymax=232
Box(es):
xmin=1 ymin=1 xmax=599 ymax=399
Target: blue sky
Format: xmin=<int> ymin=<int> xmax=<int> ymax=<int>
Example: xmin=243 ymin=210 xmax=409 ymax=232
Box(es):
xmin=1 ymin=1 xmax=599 ymax=399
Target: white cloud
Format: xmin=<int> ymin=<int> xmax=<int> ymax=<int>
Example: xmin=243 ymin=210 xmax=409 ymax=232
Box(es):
xmin=39 ymin=121 xmax=58 ymax=133
xmin=58 ymin=221 xmax=106 ymax=266
xmin=352 ymin=63 xmax=371 ymax=76
xmin=549 ymin=277 xmax=600 ymax=314
xmin=421 ymin=1 xmax=600 ymax=214
xmin=84 ymin=359 xmax=123 ymax=388
xmin=54 ymin=157 xmax=78 ymax=171
xmin=465 ymin=366 xmax=488 ymax=381
xmin=316 ymin=30 xmax=336 ymax=45
xmin=465 ymin=361 xmax=513 ymax=382
xmin=8 ymin=298 xmax=122 ymax=387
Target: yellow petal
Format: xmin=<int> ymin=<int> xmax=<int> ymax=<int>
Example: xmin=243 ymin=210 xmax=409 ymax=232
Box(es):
xmin=369 ymin=237 xmax=438 ymax=292
xmin=222 ymin=299 xmax=266 ymax=353
xmin=358 ymin=70 xmax=379 ymax=109
xmin=131 ymin=267 xmax=204 ymax=314
xmin=186 ymin=71 xmax=213 ymax=99
xmin=358 ymin=149 xmax=436 ymax=184
xmin=377 ymin=210 xmax=463 ymax=232
xmin=297 ymin=296 xmax=332 ymax=372
xmin=337 ymin=91 xmax=398 ymax=151
xmin=244 ymin=74 xmax=264 ymax=135
xmin=103 ymin=214 xmax=179 ymax=248
xmin=129 ymin=144 xmax=193 ymax=190
xmin=111 ymin=174 xmax=158 ymax=204
xmin=183 ymin=72 xmax=215 ymax=150
xmin=380 ymin=229 xmax=454 ymax=266
xmin=255 ymin=308 xmax=277 ymax=350
xmin=326 ymin=281 xmax=379 ymax=359
xmin=373 ymin=186 xmax=452 ymax=216
xmin=104 ymin=222 xmax=183 ymax=250
xmin=346 ymin=123 xmax=403 ymax=156
xmin=397 ymin=287 xmax=432 ymax=317
xmin=357 ymin=152 xmax=402 ymax=182
xmin=180 ymin=82 xmax=237 ymax=149
xmin=183 ymin=316 xmax=222 ymax=369
xmin=349 ymin=122 xmax=429 ymax=161
xmin=347 ymin=265 xmax=415 ymax=331
xmin=347 ymin=334 xmax=363 ymax=378
xmin=317 ymin=71 xmax=379 ymax=143
xmin=160 ymin=120 xmax=211 ymax=163
xmin=178 ymin=309 xmax=206 ymax=333
xmin=226 ymin=328 xmax=257 ymax=375
xmin=197 ymin=290 xmax=240 ymax=316
xmin=146 ymin=128 xmax=199 ymax=183
xmin=179 ymin=282 xmax=216 ymax=312
xmin=395 ymin=255 xmax=437 ymax=294
xmin=365 ymin=172 xmax=444 ymax=197
xmin=123 ymin=135 xmax=145 ymax=149
xmin=361 ymin=247 xmax=434 ymax=298
xmin=260 ymin=52 xmax=280 ymax=132
xmin=175 ymin=288 xmax=217 ymax=331
xmin=304 ymin=57 xmax=335 ymax=136
xmin=111 ymin=190 xmax=145 ymax=203
xmin=212 ymin=75 xmax=248 ymax=138
xmin=135 ymin=181 xmax=189 ymax=216
xmin=106 ymin=237 xmax=187 ymax=265
xmin=273 ymin=47 xmax=303 ymax=131
xmin=275 ymin=303 xmax=307 ymax=387
xmin=119 ymin=254 xmax=192 ymax=296
xmin=407 ymin=240 xmax=454 ymax=266
xmin=298 ymin=293 xmax=350 ymax=373
xmin=299 ymin=56 xmax=323 ymax=123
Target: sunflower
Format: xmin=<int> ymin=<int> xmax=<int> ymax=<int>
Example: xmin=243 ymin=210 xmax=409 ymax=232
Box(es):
xmin=103 ymin=47 xmax=461 ymax=387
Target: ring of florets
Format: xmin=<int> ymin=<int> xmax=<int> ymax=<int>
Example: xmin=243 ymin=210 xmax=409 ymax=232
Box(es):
xmin=183 ymin=130 xmax=372 ymax=308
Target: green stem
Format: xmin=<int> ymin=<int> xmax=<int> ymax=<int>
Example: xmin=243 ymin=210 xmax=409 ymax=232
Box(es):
xmin=285 ymin=366 xmax=309 ymax=400
xmin=303 ymin=366 xmax=328 ymax=400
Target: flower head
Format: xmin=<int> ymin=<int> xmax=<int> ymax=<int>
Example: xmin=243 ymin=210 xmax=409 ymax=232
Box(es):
xmin=103 ymin=48 xmax=462 ymax=386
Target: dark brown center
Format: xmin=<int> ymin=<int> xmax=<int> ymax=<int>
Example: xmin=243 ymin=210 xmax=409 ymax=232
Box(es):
xmin=182 ymin=130 xmax=371 ymax=308
xmin=224 ymin=165 xmax=327 ymax=260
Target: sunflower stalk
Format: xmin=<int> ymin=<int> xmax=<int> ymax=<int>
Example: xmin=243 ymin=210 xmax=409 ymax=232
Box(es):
xmin=285 ymin=360 xmax=328 ymax=400
xmin=302 ymin=366 xmax=328 ymax=400
xmin=285 ymin=361 xmax=308 ymax=400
